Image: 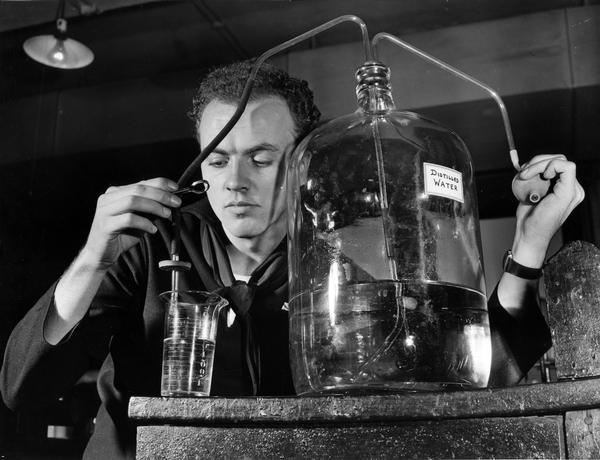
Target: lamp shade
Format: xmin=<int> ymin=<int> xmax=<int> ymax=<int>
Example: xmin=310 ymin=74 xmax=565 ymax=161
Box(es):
xmin=23 ymin=34 xmax=94 ymax=69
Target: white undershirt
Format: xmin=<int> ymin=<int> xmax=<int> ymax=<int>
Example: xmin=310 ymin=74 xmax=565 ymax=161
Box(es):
xmin=234 ymin=273 xmax=251 ymax=283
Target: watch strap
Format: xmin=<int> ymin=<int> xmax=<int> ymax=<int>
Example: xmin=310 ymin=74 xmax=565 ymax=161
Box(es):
xmin=502 ymin=250 xmax=543 ymax=280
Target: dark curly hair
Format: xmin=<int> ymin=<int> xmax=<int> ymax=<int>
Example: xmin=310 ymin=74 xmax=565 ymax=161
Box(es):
xmin=190 ymin=60 xmax=321 ymax=142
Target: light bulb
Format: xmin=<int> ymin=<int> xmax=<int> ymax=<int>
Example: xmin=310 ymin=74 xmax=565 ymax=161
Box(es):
xmin=48 ymin=40 xmax=67 ymax=65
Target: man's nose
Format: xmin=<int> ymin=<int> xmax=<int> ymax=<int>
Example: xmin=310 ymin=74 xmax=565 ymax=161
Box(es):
xmin=225 ymin=160 xmax=249 ymax=191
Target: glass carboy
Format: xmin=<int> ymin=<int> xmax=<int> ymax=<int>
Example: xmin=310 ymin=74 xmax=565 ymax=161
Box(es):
xmin=287 ymin=62 xmax=491 ymax=395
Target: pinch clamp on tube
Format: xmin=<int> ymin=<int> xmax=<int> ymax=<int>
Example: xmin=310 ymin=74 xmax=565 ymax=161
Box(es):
xmin=173 ymin=180 xmax=210 ymax=197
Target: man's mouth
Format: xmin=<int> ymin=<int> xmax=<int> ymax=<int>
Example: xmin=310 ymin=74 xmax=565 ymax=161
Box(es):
xmin=225 ymin=201 xmax=257 ymax=208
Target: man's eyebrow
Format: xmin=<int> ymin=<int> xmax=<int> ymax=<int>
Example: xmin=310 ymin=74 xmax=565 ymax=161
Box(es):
xmin=208 ymin=143 xmax=280 ymax=156
xmin=244 ymin=143 xmax=279 ymax=154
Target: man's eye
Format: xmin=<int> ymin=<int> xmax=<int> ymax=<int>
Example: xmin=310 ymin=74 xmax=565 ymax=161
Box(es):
xmin=252 ymin=154 xmax=274 ymax=167
xmin=253 ymin=159 xmax=273 ymax=167
xmin=208 ymin=157 xmax=227 ymax=167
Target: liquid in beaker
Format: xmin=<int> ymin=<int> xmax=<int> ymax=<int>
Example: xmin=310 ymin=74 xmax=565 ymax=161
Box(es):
xmin=160 ymin=291 xmax=227 ymax=397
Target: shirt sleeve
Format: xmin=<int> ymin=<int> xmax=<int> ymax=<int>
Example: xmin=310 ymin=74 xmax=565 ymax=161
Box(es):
xmin=0 ymin=244 xmax=147 ymax=411
xmin=487 ymin=284 xmax=552 ymax=387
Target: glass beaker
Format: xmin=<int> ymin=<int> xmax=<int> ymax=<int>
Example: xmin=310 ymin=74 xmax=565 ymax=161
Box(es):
xmin=160 ymin=290 xmax=228 ymax=397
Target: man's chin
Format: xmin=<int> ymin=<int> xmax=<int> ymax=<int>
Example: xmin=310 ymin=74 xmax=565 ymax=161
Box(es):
xmin=220 ymin=214 xmax=286 ymax=242
xmin=222 ymin=222 xmax=261 ymax=239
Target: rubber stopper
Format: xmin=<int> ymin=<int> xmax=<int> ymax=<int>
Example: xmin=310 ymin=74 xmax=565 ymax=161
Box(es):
xmin=511 ymin=174 xmax=552 ymax=205
xmin=158 ymin=260 xmax=192 ymax=271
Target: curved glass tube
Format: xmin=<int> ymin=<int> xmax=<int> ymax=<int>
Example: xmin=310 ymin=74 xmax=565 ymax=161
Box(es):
xmin=372 ymin=32 xmax=520 ymax=170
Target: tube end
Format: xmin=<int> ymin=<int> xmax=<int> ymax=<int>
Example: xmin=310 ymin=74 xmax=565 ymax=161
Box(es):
xmin=510 ymin=149 xmax=520 ymax=171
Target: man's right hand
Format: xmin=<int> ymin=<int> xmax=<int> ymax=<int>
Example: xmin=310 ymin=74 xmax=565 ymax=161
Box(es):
xmin=81 ymin=177 xmax=181 ymax=271
xmin=46 ymin=178 xmax=181 ymax=345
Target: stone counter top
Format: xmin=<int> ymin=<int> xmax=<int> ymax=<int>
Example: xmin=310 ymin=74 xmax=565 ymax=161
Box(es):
xmin=129 ymin=377 xmax=600 ymax=425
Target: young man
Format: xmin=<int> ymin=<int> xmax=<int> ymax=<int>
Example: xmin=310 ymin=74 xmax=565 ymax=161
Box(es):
xmin=0 ymin=61 xmax=584 ymax=459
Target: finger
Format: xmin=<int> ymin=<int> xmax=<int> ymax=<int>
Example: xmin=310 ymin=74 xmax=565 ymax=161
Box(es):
xmin=519 ymin=155 xmax=569 ymax=179
xmin=520 ymin=154 xmax=567 ymax=170
xmin=104 ymin=213 xmax=158 ymax=235
xmin=99 ymin=183 xmax=182 ymax=210
xmin=137 ymin=177 xmax=179 ymax=191
xmin=99 ymin=195 xmax=174 ymax=221
xmin=539 ymin=165 xmax=582 ymax=223
xmin=104 ymin=177 xmax=178 ymax=197
xmin=541 ymin=160 xmax=577 ymax=191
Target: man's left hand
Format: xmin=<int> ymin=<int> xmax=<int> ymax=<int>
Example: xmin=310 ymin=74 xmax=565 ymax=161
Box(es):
xmin=511 ymin=154 xmax=585 ymax=267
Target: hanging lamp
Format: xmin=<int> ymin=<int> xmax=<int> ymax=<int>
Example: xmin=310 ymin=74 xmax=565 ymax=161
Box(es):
xmin=23 ymin=0 xmax=94 ymax=70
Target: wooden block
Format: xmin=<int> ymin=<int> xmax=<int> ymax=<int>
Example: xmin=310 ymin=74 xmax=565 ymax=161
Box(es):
xmin=544 ymin=241 xmax=600 ymax=379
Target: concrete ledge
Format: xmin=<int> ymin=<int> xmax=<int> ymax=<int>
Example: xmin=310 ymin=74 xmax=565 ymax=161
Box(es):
xmin=129 ymin=377 xmax=600 ymax=425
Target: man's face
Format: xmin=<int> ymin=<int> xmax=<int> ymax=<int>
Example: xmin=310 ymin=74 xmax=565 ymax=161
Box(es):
xmin=199 ymin=97 xmax=297 ymax=242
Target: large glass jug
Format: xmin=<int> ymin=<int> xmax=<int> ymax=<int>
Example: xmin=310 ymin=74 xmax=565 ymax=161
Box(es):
xmin=287 ymin=62 xmax=491 ymax=394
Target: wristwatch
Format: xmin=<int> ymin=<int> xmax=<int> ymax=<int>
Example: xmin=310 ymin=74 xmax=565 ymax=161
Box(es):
xmin=502 ymin=249 xmax=543 ymax=279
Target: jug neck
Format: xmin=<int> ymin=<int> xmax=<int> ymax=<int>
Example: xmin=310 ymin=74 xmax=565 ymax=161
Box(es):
xmin=355 ymin=62 xmax=396 ymax=114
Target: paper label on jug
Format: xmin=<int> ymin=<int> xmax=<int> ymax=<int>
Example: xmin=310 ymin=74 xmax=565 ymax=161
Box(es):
xmin=423 ymin=163 xmax=464 ymax=203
